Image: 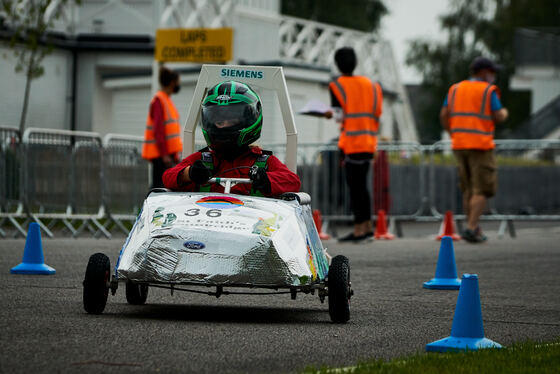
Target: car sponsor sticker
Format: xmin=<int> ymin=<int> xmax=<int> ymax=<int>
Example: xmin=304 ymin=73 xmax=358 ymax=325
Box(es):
xmin=196 ymin=196 xmax=244 ymax=209
xmin=183 ymin=241 xmax=206 ymax=250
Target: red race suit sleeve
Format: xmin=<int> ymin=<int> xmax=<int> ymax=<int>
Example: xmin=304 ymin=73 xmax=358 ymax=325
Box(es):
xmin=162 ymin=152 xmax=202 ymax=190
xmin=163 ymin=148 xmax=301 ymax=197
xmin=265 ymin=155 xmax=301 ymax=196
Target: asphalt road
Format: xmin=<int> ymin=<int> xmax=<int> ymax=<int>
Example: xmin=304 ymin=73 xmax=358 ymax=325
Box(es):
xmin=1 ymin=224 xmax=559 ymax=373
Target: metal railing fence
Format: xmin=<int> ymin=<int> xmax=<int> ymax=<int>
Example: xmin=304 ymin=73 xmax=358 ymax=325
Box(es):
xmin=429 ymin=140 xmax=560 ymax=220
xmin=1 ymin=129 xmax=559 ymax=238
xmin=21 ymin=129 xmax=108 ymax=237
xmin=102 ymin=134 xmax=150 ymax=235
xmin=0 ymin=127 xmax=25 ymax=237
xmin=0 ymin=127 xmax=22 ymax=213
xmin=294 ymin=142 xmax=427 ymax=222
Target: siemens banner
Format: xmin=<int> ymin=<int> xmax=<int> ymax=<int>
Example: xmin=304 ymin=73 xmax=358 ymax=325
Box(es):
xmin=220 ymin=69 xmax=263 ymax=79
xmin=155 ymin=28 xmax=233 ymax=63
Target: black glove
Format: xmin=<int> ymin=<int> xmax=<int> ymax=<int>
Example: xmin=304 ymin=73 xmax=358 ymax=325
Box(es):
xmin=249 ymin=166 xmax=271 ymax=193
xmin=188 ymin=160 xmax=212 ymax=184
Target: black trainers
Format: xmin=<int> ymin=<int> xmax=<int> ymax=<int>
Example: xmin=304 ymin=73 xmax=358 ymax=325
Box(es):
xmin=475 ymin=227 xmax=488 ymax=242
xmin=463 ymin=228 xmax=486 ymax=243
xmin=338 ymin=232 xmax=367 ymax=243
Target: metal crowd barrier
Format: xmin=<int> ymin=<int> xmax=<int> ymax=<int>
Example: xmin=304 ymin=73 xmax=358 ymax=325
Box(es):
xmin=0 ymin=127 xmax=26 ymax=237
xmin=22 ymin=128 xmax=108 ymax=238
xmin=260 ymin=141 xmax=428 ymax=237
xmin=0 ymin=129 xmax=152 ymax=238
xmin=428 ymin=139 xmax=560 ymax=237
xmin=295 ymin=142 xmax=427 ymax=218
xmin=102 ymin=134 xmax=150 ymax=235
xmin=1 ymin=129 xmax=559 ymax=239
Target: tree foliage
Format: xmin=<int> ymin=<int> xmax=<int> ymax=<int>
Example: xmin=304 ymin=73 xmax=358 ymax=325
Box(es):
xmin=281 ymin=0 xmax=388 ymax=33
xmin=406 ymin=0 xmax=559 ymax=142
xmin=0 ymin=0 xmax=77 ymax=133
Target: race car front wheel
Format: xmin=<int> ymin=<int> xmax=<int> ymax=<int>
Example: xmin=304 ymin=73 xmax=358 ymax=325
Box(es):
xmin=328 ymin=255 xmax=351 ymax=323
xmin=83 ymin=253 xmax=111 ymax=314
xmin=125 ymin=281 xmax=149 ymax=305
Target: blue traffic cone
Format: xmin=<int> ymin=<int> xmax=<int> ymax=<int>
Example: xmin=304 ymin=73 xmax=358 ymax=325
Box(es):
xmin=423 ymin=236 xmax=461 ymax=290
xmin=10 ymin=222 xmax=56 ymax=275
xmin=426 ymin=274 xmax=502 ymax=352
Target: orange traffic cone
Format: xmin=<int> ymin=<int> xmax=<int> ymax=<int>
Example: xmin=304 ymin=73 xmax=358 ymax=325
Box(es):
xmin=375 ymin=210 xmax=395 ymax=240
xmin=312 ymin=209 xmax=331 ymax=240
xmin=313 ymin=209 xmax=331 ymax=240
xmin=437 ymin=210 xmax=461 ymax=241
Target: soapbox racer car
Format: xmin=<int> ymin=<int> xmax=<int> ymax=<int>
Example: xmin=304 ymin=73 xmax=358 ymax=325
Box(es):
xmin=82 ymin=65 xmax=352 ymax=323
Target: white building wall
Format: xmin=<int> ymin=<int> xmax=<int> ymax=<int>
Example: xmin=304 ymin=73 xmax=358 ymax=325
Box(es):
xmin=102 ymin=69 xmax=199 ymax=137
xmin=72 ymin=0 xmax=157 ymax=35
xmin=287 ymin=80 xmax=339 ymax=144
xmin=233 ymin=7 xmax=281 ymax=62
xmin=531 ymin=79 xmax=560 ymax=113
xmin=0 ymin=0 xmax=385 ymax=145
xmin=0 ymin=45 xmax=71 ymax=130
xmin=106 ymin=78 xmax=195 ymax=138
xmin=511 ymin=66 xmax=560 ymax=114
xmin=101 ymin=69 xmax=338 ymax=148
xmin=74 ymin=51 xmax=156 ymax=134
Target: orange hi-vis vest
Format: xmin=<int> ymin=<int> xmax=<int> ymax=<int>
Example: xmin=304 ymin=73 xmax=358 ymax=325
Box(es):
xmin=447 ymin=80 xmax=499 ymax=150
xmin=329 ymin=75 xmax=382 ymax=155
xmin=142 ymin=90 xmax=183 ymax=160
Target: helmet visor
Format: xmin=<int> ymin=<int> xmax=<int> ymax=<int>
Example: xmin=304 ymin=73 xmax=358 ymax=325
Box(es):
xmin=201 ymin=104 xmax=257 ymax=132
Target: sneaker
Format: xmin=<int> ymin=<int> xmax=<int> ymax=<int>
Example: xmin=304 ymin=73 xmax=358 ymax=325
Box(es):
xmin=475 ymin=227 xmax=488 ymax=242
xmin=338 ymin=232 xmax=367 ymax=243
xmin=462 ymin=228 xmax=486 ymax=243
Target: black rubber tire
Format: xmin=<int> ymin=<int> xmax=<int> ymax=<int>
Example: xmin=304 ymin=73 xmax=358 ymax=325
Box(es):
xmin=83 ymin=253 xmax=110 ymax=314
xmin=125 ymin=281 xmax=149 ymax=305
xmin=328 ymin=255 xmax=351 ymax=323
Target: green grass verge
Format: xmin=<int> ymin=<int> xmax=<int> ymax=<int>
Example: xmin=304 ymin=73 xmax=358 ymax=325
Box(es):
xmin=303 ymin=340 xmax=560 ymax=374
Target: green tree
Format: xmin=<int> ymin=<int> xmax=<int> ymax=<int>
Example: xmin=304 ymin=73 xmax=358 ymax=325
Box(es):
xmin=281 ymin=0 xmax=388 ymax=33
xmin=1 ymin=0 xmax=78 ymax=133
xmin=406 ymin=0 xmax=558 ymax=143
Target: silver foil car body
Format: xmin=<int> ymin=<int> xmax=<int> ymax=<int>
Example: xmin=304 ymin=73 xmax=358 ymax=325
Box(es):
xmin=116 ymin=192 xmax=329 ymax=288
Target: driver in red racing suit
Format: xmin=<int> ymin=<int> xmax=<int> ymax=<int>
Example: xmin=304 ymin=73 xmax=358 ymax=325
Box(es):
xmin=163 ymin=80 xmax=300 ymax=197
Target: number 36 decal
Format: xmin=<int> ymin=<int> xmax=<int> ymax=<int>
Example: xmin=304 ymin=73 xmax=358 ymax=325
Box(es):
xmin=185 ymin=208 xmax=222 ymax=218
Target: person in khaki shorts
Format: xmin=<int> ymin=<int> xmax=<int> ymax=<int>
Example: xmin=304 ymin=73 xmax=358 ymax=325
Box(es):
xmin=440 ymin=57 xmax=508 ymax=243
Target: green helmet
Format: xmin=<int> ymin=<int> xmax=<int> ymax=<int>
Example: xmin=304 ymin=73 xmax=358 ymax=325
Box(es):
xmin=200 ymin=81 xmax=263 ymax=155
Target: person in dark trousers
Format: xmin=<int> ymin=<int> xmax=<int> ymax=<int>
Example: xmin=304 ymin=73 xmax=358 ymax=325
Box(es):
xmin=440 ymin=56 xmax=508 ymax=243
xmin=163 ymin=80 xmax=300 ymax=196
xmin=324 ymin=47 xmax=383 ymax=242
xmin=142 ymin=66 xmax=183 ymax=189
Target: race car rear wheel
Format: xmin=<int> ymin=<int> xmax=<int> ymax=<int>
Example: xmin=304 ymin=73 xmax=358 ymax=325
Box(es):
xmin=328 ymin=255 xmax=351 ymax=323
xmin=83 ymin=253 xmax=111 ymax=314
xmin=125 ymin=281 xmax=149 ymax=305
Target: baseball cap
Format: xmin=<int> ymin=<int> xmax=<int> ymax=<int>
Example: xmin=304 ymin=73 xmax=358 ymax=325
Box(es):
xmin=470 ymin=56 xmax=503 ymax=73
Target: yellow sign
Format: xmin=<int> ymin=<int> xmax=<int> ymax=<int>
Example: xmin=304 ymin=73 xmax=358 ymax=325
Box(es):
xmin=155 ymin=28 xmax=233 ymax=63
